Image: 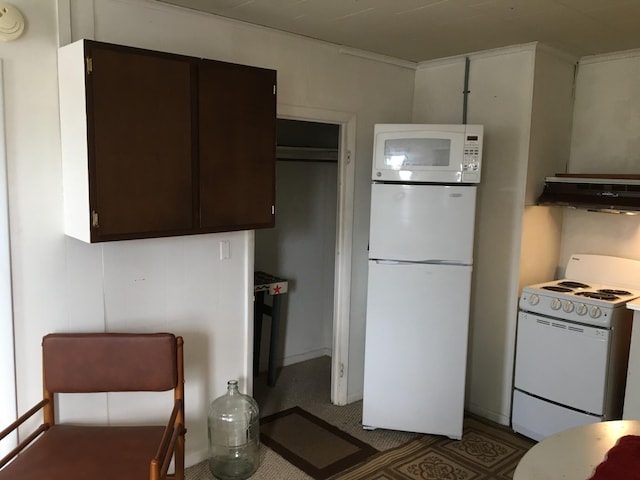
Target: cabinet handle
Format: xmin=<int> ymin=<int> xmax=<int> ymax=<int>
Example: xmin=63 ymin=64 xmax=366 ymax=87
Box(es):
xmin=91 ymin=211 xmax=99 ymax=228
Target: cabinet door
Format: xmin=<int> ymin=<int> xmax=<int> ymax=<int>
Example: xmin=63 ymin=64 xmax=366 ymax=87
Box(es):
xmin=87 ymin=42 xmax=195 ymax=241
xmin=198 ymin=60 xmax=276 ymax=231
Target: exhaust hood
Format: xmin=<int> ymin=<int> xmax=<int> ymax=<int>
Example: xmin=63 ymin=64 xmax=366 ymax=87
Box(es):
xmin=537 ymin=174 xmax=640 ymax=214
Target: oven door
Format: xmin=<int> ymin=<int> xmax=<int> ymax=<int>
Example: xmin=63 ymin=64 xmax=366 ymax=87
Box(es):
xmin=514 ymin=311 xmax=610 ymax=415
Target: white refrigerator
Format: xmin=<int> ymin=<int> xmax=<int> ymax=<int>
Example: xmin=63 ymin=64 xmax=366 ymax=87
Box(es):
xmin=362 ymin=182 xmax=477 ymax=440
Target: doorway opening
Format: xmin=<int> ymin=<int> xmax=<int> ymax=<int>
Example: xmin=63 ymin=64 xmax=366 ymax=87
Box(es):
xmin=255 ymin=106 xmax=355 ymax=405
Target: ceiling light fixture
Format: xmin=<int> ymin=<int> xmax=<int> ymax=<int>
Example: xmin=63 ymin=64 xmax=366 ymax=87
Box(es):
xmin=0 ymin=3 xmax=25 ymax=42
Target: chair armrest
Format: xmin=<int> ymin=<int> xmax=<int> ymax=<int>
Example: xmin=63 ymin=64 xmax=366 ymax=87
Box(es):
xmin=150 ymin=399 xmax=185 ymax=480
xmin=0 ymin=399 xmax=50 ymax=470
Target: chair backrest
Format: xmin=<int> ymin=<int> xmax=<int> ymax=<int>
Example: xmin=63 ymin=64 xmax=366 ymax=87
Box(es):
xmin=42 ymin=332 xmax=178 ymax=393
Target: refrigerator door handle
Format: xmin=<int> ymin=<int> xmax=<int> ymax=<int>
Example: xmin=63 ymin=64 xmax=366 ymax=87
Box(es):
xmin=373 ymin=259 xmax=470 ymax=266
xmin=425 ymin=259 xmax=471 ymax=266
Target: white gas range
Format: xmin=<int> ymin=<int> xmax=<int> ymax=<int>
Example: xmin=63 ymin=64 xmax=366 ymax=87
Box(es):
xmin=512 ymin=254 xmax=640 ymax=441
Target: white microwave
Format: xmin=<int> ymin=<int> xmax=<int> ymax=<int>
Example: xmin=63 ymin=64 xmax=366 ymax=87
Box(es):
xmin=372 ymin=124 xmax=483 ymax=183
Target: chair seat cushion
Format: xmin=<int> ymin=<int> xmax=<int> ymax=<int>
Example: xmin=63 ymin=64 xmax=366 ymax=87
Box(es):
xmin=0 ymin=424 xmax=165 ymax=480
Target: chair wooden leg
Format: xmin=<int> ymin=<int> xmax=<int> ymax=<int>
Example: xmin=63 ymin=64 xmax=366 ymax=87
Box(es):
xmin=175 ymin=429 xmax=185 ymax=480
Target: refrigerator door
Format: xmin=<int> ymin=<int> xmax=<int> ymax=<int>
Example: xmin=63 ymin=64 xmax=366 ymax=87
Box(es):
xmin=362 ymin=260 xmax=472 ymax=439
xmin=369 ymin=183 xmax=476 ymax=263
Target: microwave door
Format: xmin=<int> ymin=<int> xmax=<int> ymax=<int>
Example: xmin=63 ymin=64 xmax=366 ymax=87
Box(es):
xmin=385 ymin=137 xmax=453 ymax=168
xmin=373 ymin=131 xmax=464 ymax=183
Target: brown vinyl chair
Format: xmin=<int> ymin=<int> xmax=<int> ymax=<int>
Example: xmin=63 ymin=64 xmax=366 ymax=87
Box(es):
xmin=0 ymin=332 xmax=185 ymax=480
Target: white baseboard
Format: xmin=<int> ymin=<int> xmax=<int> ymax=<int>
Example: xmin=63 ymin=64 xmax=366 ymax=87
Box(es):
xmin=347 ymin=390 xmax=363 ymax=404
xmin=256 ymin=348 xmax=332 ymax=373
xmin=186 ymin=448 xmax=209 ymax=469
xmin=466 ymin=402 xmax=510 ymax=426
xmin=281 ymin=347 xmax=332 ymax=367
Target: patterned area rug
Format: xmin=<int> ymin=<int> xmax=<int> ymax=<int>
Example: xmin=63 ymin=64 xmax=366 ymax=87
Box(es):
xmin=260 ymin=406 xmax=379 ymax=480
xmin=331 ymin=416 xmax=535 ymax=480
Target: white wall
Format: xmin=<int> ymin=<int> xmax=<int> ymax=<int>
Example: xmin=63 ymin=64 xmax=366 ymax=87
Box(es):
xmin=0 ymin=61 xmax=17 ymax=457
xmin=468 ymin=48 xmax=536 ymax=425
xmin=4 ymin=0 xmax=414 ymax=466
xmin=518 ymin=47 xmax=575 ymax=287
xmin=560 ymin=50 xmax=640 ymax=267
xmin=414 ymin=46 xmax=538 ymax=425
xmin=414 ymin=41 xmax=640 ymax=427
xmin=1 ymin=0 xmax=67 ymax=448
xmin=88 ymin=0 xmax=415 ymax=406
xmin=413 ymin=44 xmax=574 ymax=425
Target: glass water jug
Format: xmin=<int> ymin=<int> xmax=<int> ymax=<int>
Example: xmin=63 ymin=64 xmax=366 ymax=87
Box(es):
xmin=208 ymin=380 xmax=260 ymax=480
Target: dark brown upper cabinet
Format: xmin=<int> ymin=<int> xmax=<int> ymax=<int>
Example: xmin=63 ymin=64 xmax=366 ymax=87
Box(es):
xmin=198 ymin=59 xmax=276 ymax=231
xmin=59 ymin=39 xmax=276 ymax=243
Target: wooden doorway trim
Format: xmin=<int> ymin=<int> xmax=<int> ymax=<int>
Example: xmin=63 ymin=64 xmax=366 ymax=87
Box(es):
xmin=276 ymin=104 xmax=356 ymax=406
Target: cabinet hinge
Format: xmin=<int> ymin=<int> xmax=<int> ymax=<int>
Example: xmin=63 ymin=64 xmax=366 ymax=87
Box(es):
xmin=86 ymin=56 xmax=93 ymax=75
xmin=91 ymin=210 xmax=99 ymax=228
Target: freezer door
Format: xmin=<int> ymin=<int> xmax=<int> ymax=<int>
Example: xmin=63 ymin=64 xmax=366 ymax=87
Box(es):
xmin=369 ymin=183 xmax=476 ymax=263
xmin=362 ymin=261 xmax=471 ymax=439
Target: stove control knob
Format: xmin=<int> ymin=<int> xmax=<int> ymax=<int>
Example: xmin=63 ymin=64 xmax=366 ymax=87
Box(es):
xmin=562 ymin=301 xmax=574 ymax=313
xmin=590 ymin=306 xmax=602 ymax=319
xmin=551 ymin=298 xmax=562 ymax=310
xmin=576 ymin=304 xmax=588 ymax=316
xmin=528 ymin=294 xmax=539 ymax=306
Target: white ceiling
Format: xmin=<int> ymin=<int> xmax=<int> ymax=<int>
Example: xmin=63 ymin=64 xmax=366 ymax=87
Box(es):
xmin=158 ymin=0 xmax=640 ymax=62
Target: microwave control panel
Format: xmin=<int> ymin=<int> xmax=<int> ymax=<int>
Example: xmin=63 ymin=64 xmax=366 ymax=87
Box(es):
xmin=462 ymin=135 xmax=482 ymax=172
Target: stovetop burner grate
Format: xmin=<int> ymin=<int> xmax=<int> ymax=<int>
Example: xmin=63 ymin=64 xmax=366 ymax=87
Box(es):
xmin=542 ymin=286 xmax=573 ymax=292
xmin=599 ymin=288 xmax=632 ymax=296
xmin=575 ymin=291 xmax=619 ymax=301
xmin=557 ymin=281 xmax=590 ymax=289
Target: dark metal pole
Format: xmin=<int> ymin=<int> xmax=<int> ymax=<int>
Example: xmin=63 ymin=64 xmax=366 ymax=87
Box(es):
xmin=463 ymin=57 xmax=470 ymax=124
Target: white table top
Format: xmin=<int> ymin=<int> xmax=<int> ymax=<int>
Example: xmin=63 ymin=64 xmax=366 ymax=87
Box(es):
xmin=627 ymin=298 xmax=640 ymax=311
xmin=514 ymin=420 xmax=640 ymax=480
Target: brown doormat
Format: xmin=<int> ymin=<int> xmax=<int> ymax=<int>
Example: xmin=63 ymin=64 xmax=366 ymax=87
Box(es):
xmin=331 ymin=416 xmax=535 ymax=480
xmin=260 ymin=406 xmax=378 ymax=480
